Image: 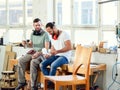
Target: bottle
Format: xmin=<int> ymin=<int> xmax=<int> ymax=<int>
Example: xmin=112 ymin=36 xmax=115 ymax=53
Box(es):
xmin=116 ymin=25 xmax=118 ymax=35
xmin=118 ymin=23 xmax=120 ymax=37
xmin=91 ymin=42 xmax=97 ymax=52
xmin=0 ymin=37 xmax=3 ymax=45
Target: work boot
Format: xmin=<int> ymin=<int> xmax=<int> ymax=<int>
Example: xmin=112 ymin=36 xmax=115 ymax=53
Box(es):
xmin=31 ymin=86 xmax=38 ymax=90
xmin=15 ymin=82 xmax=27 ymax=90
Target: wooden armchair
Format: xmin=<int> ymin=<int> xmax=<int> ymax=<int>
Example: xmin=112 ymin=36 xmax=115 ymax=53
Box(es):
xmin=43 ymin=45 xmax=92 ymax=90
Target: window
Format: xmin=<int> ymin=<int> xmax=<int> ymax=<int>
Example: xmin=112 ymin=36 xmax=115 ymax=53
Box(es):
xmin=101 ymin=1 xmax=117 ymax=25
xmin=26 ymin=0 xmax=32 ymax=25
xmin=102 ymin=31 xmax=117 ymax=47
xmin=0 ymin=29 xmax=6 ymax=38
xmin=0 ymin=1 xmax=6 ymax=25
xmin=8 ymin=0 xmax=32 ymax=26
xmin=73 ymin=0 xmax=98 ymax=25
xmin=8 ymin=29 xmax=24 ymax=43
xmin=74 ymin=29 xmax=98 ymax=46
xmin=57 ymin=2 xmax=62 ymax=25
xmin=9 ymin=0 xmax=23 ymax=25
xmin=26 ymin=29 xmax=33 ymax=40
xmin=55 ymin=0 xmax=98 ymax=26
xmin=55 ymin=0 xmax=71 ymax=25
xmin=55 ymin=0 xmax=99 ymax=45
xmin=0 ymin=0 xmax=32 ymax=44
xmin=2 ymin=29 xmax=24 ymax=45
xmin=100 ymin=1 xmax=118 ymax=47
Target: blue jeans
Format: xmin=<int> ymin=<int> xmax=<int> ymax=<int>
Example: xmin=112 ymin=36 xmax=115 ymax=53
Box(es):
xmin=40 ymin=55 xmax=68 ymax=76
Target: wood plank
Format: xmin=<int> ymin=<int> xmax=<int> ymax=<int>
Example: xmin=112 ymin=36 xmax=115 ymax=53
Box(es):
xmin=8 ymin=59 xmax=18 ymax=71
xmin=5 ymin=45 xmax=12 ymax=52
xmin=3 ymin=51 xmax=16 ymax=71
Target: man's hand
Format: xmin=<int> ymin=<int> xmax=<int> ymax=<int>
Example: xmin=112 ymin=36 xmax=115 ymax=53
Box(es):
xmin=50 ymin=49 xmax=57 ymax=55
xmin=32 ymin=52 xmax=42 ymax=59
xmin=43 ymin=54 xmax=51 ymax=59
xmin=22 ymin=40 xmax=26 ymax=47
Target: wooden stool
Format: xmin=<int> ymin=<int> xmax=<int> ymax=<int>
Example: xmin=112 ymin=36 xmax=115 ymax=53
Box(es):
xmin=0 ymin=71 xmax=16 ymax=89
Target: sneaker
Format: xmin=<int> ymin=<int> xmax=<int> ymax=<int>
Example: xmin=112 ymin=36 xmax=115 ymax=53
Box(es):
xmin=15 ymin=82 xmax=27 ymax=90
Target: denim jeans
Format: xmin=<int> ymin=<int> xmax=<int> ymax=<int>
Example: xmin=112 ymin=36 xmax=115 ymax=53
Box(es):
xmin=40 ymin=55 xmax=68 ymax=76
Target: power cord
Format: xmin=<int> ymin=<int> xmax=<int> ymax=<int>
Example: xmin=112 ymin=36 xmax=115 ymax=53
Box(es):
xmin=107 ymin=60 xmax=120 ymax=90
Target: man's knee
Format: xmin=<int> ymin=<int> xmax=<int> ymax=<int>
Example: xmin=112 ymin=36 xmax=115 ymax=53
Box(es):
xmin=30 ymin=59 xmax=40 ymax=67
xmin=18 ymin=58 xmax=24 ymax=66
xmin=51 ymin=63 xmax=57 ymax=70
xmin=30 ymin=60 xmax=36 ymax=66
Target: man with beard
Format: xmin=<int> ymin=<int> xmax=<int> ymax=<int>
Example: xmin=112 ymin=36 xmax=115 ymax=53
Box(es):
xmin=40 ymin=22 xmax=72 ymax=87
xmin=15 ymin=18 xmax=50 ymax=90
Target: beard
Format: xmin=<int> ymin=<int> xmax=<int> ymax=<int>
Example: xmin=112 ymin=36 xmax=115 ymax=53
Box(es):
xmin=52 ymin=32 xmax=55 ymax=38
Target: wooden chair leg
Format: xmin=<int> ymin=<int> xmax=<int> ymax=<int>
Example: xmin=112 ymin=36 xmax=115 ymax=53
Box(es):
xmin=62 ymin=86 xmax=68 ymax=90
xmin=44 ymin=80 xmax=48 ymax=90
xmin=72 ymin=85 xmax=76 ymax=90
xmin=86 ymin=81 xmax=90 ymax=90
xmin=55 ymin=84 xmax=59 ymax=90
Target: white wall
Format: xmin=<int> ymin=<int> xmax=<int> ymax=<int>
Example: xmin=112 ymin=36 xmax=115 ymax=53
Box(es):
xmin=0 ymin=46 xmax=5 ymax=78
